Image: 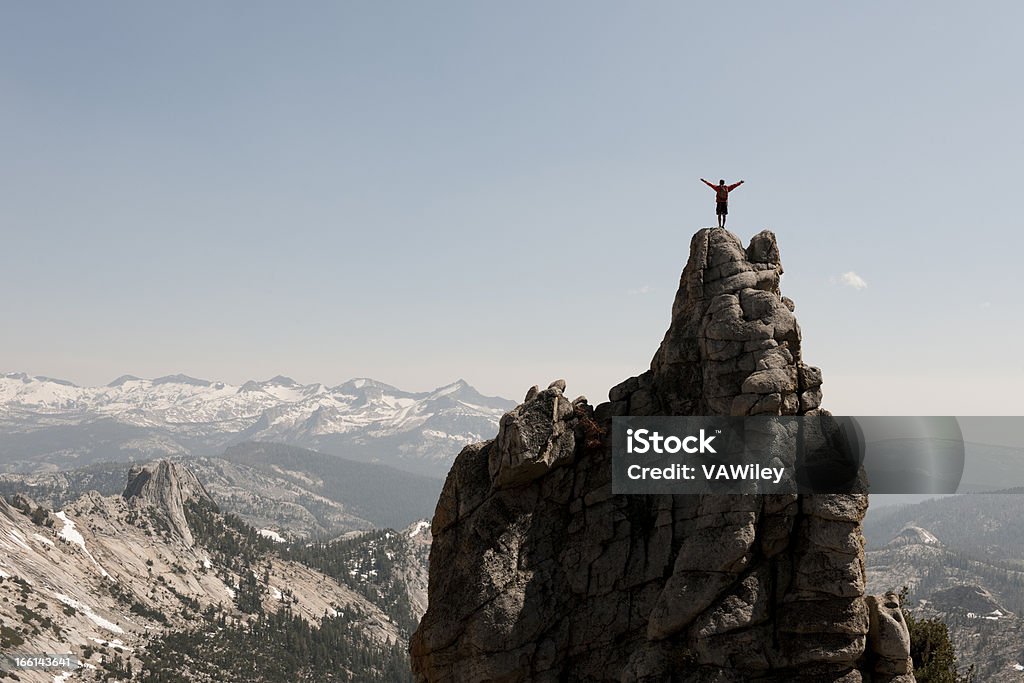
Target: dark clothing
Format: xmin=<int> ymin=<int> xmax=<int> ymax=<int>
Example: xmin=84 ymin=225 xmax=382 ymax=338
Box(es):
xmin=716 ymin=201 xmax=728 ymax=215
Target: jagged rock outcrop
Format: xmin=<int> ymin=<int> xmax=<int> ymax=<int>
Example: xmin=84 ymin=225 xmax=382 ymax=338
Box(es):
xmin=123 ymin=459 xmax=214 ymax=546
xmin=411 ymin=228 xmax=912 ymax=682
xmin=866 ymin=593 xmax=914 ymax=678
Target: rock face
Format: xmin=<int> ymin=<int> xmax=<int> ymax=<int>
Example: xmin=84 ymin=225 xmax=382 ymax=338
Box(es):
xmin=866 ymin=593 xmax=914 ymax=678
xmin=411 ymin=229 xmax=912 ymax=682
xmin=123 ymin=459 xmax=214 ymax=546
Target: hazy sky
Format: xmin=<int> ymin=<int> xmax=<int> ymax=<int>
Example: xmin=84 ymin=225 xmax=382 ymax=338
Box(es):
xmin=3 ymin=2 xmax=1022 ymax=414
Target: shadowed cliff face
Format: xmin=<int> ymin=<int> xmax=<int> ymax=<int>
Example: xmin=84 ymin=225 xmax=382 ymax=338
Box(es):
xmin=411 ymin=229 xmax=912 ymax=682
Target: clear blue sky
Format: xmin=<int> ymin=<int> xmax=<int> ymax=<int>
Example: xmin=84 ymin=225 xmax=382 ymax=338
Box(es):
xmin=3 ymin=2 xmax=1022 ymax=414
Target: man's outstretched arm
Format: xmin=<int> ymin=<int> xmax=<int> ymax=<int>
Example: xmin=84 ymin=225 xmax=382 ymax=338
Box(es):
xmin=728 ymin=180 xmax=745 ymax=191
xmin=700 ymin=178 xmax=717 ymax=190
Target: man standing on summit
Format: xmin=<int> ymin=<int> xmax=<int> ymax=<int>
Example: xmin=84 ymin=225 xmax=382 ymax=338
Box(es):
xmin=701 ymin=178 xmax=744 ymax=228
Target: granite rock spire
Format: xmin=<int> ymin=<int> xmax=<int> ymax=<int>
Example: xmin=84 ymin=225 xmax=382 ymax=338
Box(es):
xmin=411 ymin=228 xmax=911 ymax=682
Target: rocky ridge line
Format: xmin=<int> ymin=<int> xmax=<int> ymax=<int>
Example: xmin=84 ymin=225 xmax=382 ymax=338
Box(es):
xmin=411 ymin=228 xmax=912 ymax=682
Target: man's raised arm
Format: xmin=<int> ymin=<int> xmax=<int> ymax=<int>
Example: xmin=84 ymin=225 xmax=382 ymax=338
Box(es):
xmin=728 ymin=180 xmax=745 ymax=191
xmin=700 ymin=178 xmax=717 ymax=189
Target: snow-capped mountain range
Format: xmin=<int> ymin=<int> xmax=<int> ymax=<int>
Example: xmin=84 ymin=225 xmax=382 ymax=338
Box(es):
xmin=0 ymin=372 xmax=515 ymax=477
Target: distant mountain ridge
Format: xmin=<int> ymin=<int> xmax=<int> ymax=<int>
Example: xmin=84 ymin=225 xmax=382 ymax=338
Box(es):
xmin=0 ymin=372 xmax=514 ymax=477
xmin=1 ymin=443 xmax=442 ymax=536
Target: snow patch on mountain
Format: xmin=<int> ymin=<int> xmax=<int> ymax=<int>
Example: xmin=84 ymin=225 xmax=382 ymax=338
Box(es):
xmin=56 ymin=593 xmax=124 ymax=634
xmin=89 ymin=637 xmax=133 ymax=652
xmin=55 ymin=511 xmax=86 ymax=548
xmin=887 ymin=525 xmax=940 ymax=547
xmin=55 ymin=511 xmax=110 ymax=578
xmin=259 ymin=529 xmax=286 ymax=543
xmin=429 ymin=380 xmax=467 ymax=398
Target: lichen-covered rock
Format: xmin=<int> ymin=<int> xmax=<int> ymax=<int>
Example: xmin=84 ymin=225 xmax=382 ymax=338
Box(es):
xmin=411 ymin=228 xmax=910 ymax=682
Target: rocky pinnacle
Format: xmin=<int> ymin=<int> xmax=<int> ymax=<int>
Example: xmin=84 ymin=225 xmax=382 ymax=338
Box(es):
xmin=122 ymin=460 xmax=214 ymax=547
xmin=410 ymin=228 xmax=912 ymax=682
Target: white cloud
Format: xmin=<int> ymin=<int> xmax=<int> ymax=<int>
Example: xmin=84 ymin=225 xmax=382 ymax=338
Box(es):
xmin=831 ymin=271 xmax=867 ymax=290
xmin=628 ymin=285 xmax=654 ymax=295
